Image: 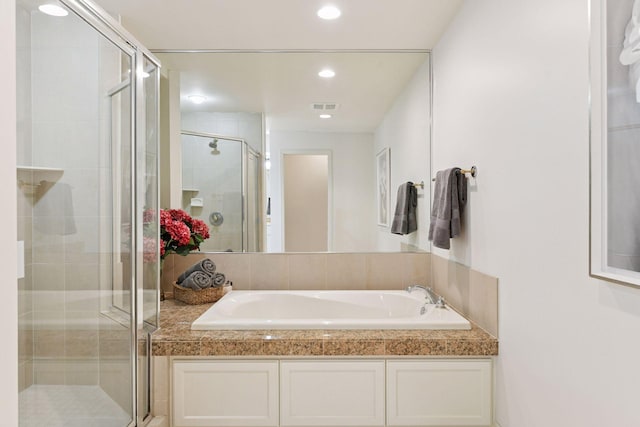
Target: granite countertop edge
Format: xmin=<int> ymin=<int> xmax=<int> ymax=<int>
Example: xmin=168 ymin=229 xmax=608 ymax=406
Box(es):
xmin=153 ymin=299 xmax=498 ymax=357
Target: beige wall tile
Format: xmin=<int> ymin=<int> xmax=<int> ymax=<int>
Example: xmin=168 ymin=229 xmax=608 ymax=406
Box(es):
xmin=402 ymin=253 xmax=431 ymax=288
xmin=326 ymin=253 xmax=367 ymax=290
xmin=250 ymin=254 xmax=289 ymax=290
xmin=65 ymin=328 xmax=98 ymax=358
xmin=430 ymin=254 xmax=448 ymax=296
xmin=18 ymin=287 xmax=32 ymax=316
xmin=160 ymin=255 xmax=174 ymax=294
xmin=64 ymin=360 xmax=99 ymax=385
xmin=33 ymin=290 xmax=65 ymax=313
xmin=468 ymin=270 xmax=499 ymax=337
xmin=365 ymin=253 xmax=406 ymax=290
xmin=64 ymin=263 xmax=99 ymax=291
xmin=18 ymin=314 xmax=33 ymax=361
xmin=433 ymin=258 xmax=470 ymax=315
xmin=32 ymin=263 xmax=65 ymax=291
xmin=33 ymin=361 xmax=65 ymax=385
xmin=208 ymin=253 xmax=252 ymax=290
xmin=430 ymin=254 xmax=499 ymax=337
xmin=34 ymin=329 xmax=65 ymax=358
xmin=288 ymin=254 xmax=327 ymax=290
xmin=172 ymin=253 xmax=207 ymax=278
xmin=31 ymin=223 xmax=65 ymax=264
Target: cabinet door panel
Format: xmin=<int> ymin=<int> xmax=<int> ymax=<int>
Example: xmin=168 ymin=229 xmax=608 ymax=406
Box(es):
xmin=280 ymin=360 xmax=385 ymax=426
xmin=173 ymin=360 xmax=279 ymax=427
xmin=387 ymin=360 xmax=492 ymax=426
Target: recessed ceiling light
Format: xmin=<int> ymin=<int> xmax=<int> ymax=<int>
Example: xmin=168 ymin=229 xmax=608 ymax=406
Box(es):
xmin=318 ymin=69 xmax=336 ymax=78
xmin=319 ymin=114 xmax=332 ymax=119
xmin=188 ymin=95 xmax=207 ymax=104
xmin=317 ymin=5 xmax=341 ymax=20
xmin=38 ymin=3 xmax=69 ymax=17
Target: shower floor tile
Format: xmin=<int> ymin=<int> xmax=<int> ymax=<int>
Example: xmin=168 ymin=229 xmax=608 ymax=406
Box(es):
xmin=19 ymin=385 xmax=131 ymax=427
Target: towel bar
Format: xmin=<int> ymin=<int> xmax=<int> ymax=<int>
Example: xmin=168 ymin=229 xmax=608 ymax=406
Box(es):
xmin=432 ymin=166 xmax=477 ymax=181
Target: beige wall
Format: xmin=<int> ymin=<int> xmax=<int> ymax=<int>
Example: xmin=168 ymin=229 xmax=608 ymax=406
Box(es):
xmin=283 ymin=154 xmax=329 ymax=252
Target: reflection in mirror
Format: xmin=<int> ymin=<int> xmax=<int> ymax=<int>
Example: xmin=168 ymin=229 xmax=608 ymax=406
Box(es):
xmin=181 ymin=130 xmax=261 ymax=252
xmin=157 ymin=51 xmax=432 ymax=253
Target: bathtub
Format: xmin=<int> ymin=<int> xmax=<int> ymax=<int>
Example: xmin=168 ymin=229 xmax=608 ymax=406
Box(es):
xmin=191 ymin=290 xmax=471 ymax=330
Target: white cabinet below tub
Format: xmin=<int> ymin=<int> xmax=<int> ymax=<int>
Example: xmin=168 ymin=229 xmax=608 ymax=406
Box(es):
xmin=280 ymin=360 xmax=385 ymax=426
xmin=172 ymin=360 xmax=279 ymax=427
xmin=387 ymin=359 xmax=492 ymax=426
xmin=170 ymin=358 xmax=493 ymax=427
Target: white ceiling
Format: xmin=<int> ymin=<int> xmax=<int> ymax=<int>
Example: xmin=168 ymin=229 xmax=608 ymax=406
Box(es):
xmin=97 ymin=0 xmax=463 ymax=50
xmin=96 ymin=0 xmax=461 ymax=133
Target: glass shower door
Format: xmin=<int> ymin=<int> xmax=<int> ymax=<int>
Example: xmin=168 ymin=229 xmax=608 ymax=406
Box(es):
xmin=15 ymin=1 xmax=159 ymax=426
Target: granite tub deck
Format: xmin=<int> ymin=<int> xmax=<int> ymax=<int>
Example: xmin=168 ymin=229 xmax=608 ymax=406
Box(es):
xmin=152 ymin=300 xmax=498 ymax=357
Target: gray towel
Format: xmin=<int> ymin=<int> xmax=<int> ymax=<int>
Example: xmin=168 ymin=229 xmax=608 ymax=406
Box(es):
xmin=428 ymin=168 xmax=467 ymax=249
xmin=180 ymin=271 xmax=214 ymax=290
xmin=391 ymin=182 xmax=418 ymax=235
xmin=177 ymin=259 xmax=216 ymax=284
xmin=212 ymin=272 xmax=226 ymax=287
xmin=33 ymin=181 xmax=77 ymax=235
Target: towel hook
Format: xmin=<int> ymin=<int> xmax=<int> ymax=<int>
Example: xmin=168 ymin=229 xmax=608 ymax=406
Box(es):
xmin=413 ymin=181 xmax=425 ymax=189
xmin=432 ymin=166 xmax=477 ymax=181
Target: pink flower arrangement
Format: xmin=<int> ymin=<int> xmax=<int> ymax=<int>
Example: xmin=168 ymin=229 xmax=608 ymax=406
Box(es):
xmin=160 ymin=209 xmax=210 ymax=259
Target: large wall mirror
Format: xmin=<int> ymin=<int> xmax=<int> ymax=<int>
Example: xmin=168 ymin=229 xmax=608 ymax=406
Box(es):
xmin=590 ymin=0 xmax=640 ymax=286
xmin=157 ymin=51 xmax=432 ymax=254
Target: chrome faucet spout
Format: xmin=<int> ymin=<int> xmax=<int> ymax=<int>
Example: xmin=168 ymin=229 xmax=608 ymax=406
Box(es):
xmin=405 ymin=285 xmax=446 ymax=308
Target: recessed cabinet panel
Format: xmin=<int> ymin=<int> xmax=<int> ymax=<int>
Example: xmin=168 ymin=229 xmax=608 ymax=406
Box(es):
xmin=280 ymin=360 xmax=385 ymax=426
xmin=387 ymin=360 xmax=492 ymax=426
xmin=173 ymin=360 xmax=279 ymax=427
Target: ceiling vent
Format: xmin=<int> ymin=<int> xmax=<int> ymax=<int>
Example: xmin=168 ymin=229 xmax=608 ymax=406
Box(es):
xmin=311 ymin=102 xmax=339 ymax=111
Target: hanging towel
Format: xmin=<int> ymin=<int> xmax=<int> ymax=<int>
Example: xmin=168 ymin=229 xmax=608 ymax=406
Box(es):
xmin=391 ymin=182 xmax=418 ymax=235
xmin=176 ymin=258 xmax=217 ymax=284
xmin=33 ymin=181 xmax=77 ymax=236
xmin=428 ymin=168 xmax=467 ymax=249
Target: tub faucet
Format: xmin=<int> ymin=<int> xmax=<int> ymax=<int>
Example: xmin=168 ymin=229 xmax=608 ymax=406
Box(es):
xmin=406 ymin=285 xmax=446 ymax=308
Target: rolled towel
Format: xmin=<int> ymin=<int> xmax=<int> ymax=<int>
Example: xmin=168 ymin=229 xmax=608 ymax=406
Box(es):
xmin=212 ymin=272 xmax=226 ymax=287
xmin=180 ymin=271 xmax=213 ymax=290
xmin=177 ymin=258 xmax=216 ymax=284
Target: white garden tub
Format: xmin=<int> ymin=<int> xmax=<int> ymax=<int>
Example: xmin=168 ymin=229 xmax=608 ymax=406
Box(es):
xmin=191 ymin=290 xmax=471 ymax=330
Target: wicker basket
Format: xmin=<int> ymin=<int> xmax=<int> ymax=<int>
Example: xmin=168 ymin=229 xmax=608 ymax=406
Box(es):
xmin=173 ymin=282 xmax=227 ymax=305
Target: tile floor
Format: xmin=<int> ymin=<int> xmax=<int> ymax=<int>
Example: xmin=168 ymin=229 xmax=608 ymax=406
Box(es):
xmin=19 ymin=385 xmax=130 ymax=427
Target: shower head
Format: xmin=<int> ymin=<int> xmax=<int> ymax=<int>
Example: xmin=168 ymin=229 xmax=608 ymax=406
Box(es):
xmin=209 ymin=138 xmax=220 ymax=154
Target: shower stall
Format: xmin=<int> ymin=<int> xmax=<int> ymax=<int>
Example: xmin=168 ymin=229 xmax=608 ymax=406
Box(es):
xmin=181 ymin=131 xmax=261 ymax=252
xmin=16 ymin=0 xmax=160 ymax=426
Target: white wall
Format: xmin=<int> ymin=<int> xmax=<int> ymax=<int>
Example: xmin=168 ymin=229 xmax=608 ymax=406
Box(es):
xmin=374 ymin=57 xmax=431 ymax=251
xmin=269 ymin=131 xmax=375 ymax=252
xmin=1 ymin=0 xmax=18 ymax=424
xmin=433 ymin=1 xmax=640 ymax=426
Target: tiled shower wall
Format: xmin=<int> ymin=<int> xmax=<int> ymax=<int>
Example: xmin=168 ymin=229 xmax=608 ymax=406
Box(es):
xmin=17 ymin=7 xmax=128 ymax=394
xmin=16 ymin=4 xmax=33 ymax=392
xmin=161 ymin=252 xmax=499 ymax=337
xmin=181 ymin=112 xmax=262 ymax=253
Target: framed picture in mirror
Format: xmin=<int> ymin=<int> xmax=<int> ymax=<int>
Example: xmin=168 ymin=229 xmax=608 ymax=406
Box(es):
xmin=377 ymin=147 xmax=390 ymax=227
